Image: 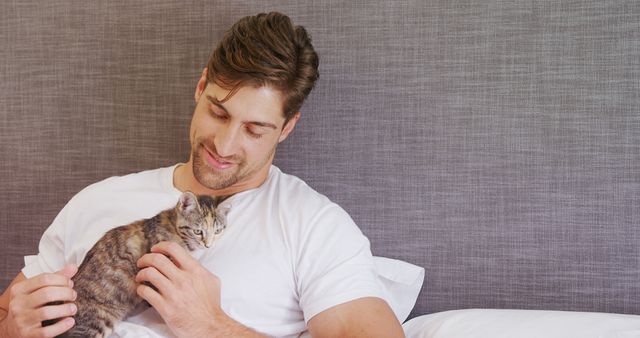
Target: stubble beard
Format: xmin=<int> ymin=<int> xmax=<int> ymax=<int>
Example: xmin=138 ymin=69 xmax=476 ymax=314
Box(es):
xmin=192 ymin=142 xmax=242 ymax=190
xmin=191 ymin=140 xmax=276 ymax=191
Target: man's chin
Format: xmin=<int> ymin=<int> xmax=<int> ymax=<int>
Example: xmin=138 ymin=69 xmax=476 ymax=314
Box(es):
xmin=192 ymin=154 xmax=238 ymax=187
xmin=196 ymin=172 xmax=238 ymax=191
xmin=193 ymin=168 xmax=238 ymax=191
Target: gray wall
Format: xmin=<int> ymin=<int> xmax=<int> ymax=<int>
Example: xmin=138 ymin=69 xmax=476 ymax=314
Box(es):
xmin=1 ymin=1 xmax=639 ymax=317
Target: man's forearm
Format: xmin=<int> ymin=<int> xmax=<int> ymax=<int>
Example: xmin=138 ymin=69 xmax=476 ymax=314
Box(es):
xmin=210 ymin=325 xmax=268 ymax=338
xmin=198 ymin=313 xmax=269 ymax=338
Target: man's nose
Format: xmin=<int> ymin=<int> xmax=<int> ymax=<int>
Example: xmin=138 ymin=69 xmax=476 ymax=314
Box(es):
xmin=214 ymin=125 xmax=241 ymax=158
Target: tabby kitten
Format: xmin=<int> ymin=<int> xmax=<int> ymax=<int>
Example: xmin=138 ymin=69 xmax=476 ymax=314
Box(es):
xmin=56 ymin=191 xmax=230 ymax=338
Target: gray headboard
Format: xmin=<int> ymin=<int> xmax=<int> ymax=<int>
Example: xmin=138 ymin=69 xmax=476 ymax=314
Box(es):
xmin=1 ymin=1 xmax=638 ymax=319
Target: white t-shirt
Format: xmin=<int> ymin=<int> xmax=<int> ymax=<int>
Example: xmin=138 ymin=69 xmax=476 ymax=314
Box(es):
xmin=22 ymin=164 xmax=385 ymax=338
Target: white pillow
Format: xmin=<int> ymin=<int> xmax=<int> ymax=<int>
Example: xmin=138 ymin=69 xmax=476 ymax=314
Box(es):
xmin=403 ymin=309 xmax=640 ymax=338
xmin=373 ymin=256 xmax=425 ymax=323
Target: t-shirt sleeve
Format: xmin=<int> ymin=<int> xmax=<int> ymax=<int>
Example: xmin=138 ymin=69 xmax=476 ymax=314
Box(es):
xmin=295 ymin=204 xmax=385 ymax=323
xmin=21 ymin=200 xmax=71 ymax=278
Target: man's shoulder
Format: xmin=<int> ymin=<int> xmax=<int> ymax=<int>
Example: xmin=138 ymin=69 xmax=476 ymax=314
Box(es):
xmin=66 ymin=165 xmax=178 ymax=210
xmin=83 ymin=165 xmax=175 ymax=194
xmin=269 ymin=166 xmax=332 ymax=206
xmin=267 ymin=166 xmax=356 ymax=226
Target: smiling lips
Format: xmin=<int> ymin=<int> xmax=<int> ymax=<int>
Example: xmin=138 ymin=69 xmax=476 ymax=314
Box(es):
xmin=203 ymin=146 xmax=235 ymax=170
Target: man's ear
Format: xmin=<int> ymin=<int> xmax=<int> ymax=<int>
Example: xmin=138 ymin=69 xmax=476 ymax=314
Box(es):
xmin=194 ymin=68 xmax=208 ymax=102
xmin=278 ymin=112 xmax=301 ymax=143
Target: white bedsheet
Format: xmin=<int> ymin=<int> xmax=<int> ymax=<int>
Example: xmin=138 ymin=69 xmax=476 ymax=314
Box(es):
xmin=403 ymin=309 xmax=640 ymax=338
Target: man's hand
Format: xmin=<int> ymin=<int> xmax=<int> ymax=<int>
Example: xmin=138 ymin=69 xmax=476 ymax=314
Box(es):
xmin=135 ymin=241 xmax=265 ymax=338
xmin=0 ymin=265 xmax=78 ymax=338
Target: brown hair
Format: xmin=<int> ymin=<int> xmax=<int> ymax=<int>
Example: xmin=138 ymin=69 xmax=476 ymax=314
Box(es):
xmin=206 ymin=12 xmax=319 ymax=123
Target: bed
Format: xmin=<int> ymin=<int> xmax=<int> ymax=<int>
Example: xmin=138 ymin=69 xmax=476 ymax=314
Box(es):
xmin=1 ymin=0 xmax=639 ymax=336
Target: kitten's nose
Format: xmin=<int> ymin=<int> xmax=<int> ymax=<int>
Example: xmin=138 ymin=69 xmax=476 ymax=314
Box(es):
xmin=205 ymin=235 xmax=214 ymax=248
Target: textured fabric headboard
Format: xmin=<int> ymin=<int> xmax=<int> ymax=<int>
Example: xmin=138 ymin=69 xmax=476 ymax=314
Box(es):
xmin=1 ymin=1 xmax=638 ymax=319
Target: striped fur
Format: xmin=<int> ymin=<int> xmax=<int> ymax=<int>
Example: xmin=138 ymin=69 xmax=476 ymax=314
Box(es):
xmin=56 ymin=192 xmax=229 ymax=338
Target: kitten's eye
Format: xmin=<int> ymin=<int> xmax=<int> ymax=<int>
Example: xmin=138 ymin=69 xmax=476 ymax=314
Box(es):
xmin=194 ymin=229 xmax=203 ymax=235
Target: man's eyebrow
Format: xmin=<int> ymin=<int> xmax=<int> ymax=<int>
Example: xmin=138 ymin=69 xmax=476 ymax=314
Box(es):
xmin=249 ymin=121 xmax=278 ymax=129
xmin=206 ymin=94 xmax=279 ymax=130
xmin=206 ymin=95 xmax=229 ymax=113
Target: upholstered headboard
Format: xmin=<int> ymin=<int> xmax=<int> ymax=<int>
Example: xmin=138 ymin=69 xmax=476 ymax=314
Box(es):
xmin=1 ymin=1 xmax=638 ymax=319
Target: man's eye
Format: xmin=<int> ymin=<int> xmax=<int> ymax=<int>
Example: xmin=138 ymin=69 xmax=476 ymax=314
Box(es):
xmin=246 ymin=128 xmax=263 ymax=139
xmin=209 ymin=108 xmax=228 ymax=120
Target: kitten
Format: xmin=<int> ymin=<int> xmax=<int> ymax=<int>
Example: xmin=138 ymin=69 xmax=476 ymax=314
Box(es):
xmin=54 ymin=191 xmax=230 ymax=338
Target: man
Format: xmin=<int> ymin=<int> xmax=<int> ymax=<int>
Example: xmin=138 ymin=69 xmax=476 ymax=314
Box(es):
xmin=0 ymin=12 xmax=404 ymax=338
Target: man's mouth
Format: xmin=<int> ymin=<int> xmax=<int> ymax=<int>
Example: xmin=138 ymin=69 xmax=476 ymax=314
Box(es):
xmin=203 ymin=146 xmax=235 ymax=170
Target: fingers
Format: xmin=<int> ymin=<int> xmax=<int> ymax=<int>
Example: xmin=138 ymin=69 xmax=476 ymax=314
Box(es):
xmin=28 ymin=286 xmax=77 ymax=308
xmin=136 ymin=245 xmax=184 ymax=299
xmin=40 ymin=316 xmax=75 ymax=337
xmin=57 ymin=264 xmax=78 ymax=279
xmin=135 ymin=242 xmax=198 ymax=314
xmin=3 ymin=268 xmax=78 ymax=338
xmin=6 ymin=290 xmax=77 ymax=336
xmin=10 ymin=286 xmax=76 ymax=328
xmin=137 ymin=250 xmax=182 ymax=281
xmin=11 ymin=273 xmax=72 ymax=297
xmin=150 ymin=241 xmax=198 ymax=271
xmin=135 ymin=265 xmax=173 ymax=295
xmin=135 ymin=283 xmax=165 ymax=312
xmin=38 ymin=302 xmax=77 ymax=322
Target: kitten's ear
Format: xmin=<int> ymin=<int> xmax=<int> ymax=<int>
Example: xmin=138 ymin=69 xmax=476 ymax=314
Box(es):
xmin=217 ymin=204 xmax=231 ymax=216
xmin=215 ymin=204 xmax=230 ymax=223
xmin=178 ymin=191 xmax=200 ymax=214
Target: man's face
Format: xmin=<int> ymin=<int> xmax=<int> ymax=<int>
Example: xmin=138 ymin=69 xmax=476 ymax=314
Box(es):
xmin=188 ymin=81 xmax=296 ymax=192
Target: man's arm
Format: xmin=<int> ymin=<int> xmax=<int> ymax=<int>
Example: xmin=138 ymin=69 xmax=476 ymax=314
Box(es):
xmin=136 ymin=241 xmax=405 ymax=338
xmin=0 ymin=268 xmax=78 ymax=338
xmin=307 ymin=297 xmax=405 ymax=338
